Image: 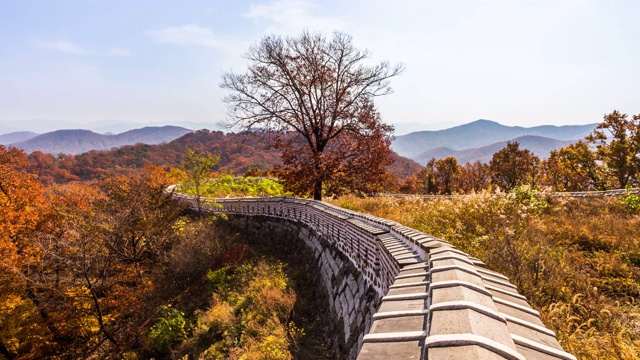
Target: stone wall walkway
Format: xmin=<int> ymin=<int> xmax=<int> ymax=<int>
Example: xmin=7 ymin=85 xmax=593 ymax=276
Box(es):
xmin=170 ymin=190 xmax=576 ymax=360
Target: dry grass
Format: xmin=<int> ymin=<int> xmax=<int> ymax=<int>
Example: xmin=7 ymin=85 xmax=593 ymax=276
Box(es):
xmin=329 ymin=190 xmax=640 ymax=359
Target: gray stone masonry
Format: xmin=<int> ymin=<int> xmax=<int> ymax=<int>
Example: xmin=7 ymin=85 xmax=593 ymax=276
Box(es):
xmin=226 ymin=215 xmax=377 ymax=359
xmin=170 ymin=191 xmax=576 ymax=360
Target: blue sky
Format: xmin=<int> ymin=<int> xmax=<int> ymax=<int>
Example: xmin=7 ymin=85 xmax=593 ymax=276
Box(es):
xmin=1 ymin=0 xmax=639 ymax=134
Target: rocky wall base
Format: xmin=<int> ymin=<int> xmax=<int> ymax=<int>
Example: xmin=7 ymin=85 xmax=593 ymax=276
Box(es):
xmin=227 ymin=215 xmax=381 ymax=360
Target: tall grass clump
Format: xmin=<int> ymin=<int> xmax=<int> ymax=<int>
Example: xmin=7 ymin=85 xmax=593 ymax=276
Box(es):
xmin=330 ymin=188 xmax=640 ymax=359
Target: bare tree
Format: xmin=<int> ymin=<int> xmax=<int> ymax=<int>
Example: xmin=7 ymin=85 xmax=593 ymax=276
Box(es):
xmin=221 ymin=31 xmax=403 ymax=200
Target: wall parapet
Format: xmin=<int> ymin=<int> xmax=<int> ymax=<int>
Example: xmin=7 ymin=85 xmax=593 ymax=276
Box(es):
xmin=170 ymin=189 xmax=576 ymax=360
xmin=375 ymin=187 xmax=640 ymax=199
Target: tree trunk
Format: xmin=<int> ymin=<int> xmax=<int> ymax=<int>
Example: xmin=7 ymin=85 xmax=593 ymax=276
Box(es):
xmin=313 ymin=180 xmax=322 ymax=201
xmin=24 ymin=285 xmax=68 ymax=344
xmin=84 ymin=274 xmax=119 ymax=348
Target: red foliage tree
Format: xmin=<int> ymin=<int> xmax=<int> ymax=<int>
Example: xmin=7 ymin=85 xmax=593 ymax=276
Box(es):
xmin=489 ymin=142 xmax=540 ymax=191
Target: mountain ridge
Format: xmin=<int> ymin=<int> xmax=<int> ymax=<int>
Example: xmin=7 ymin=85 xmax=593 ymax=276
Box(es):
xmin=0 ymin=131 xmax=39 ymax=145
xmin=10 ymin=126 xmax=193 ymax=154
xmin=392 ymin=119 xmax=597 ymax=158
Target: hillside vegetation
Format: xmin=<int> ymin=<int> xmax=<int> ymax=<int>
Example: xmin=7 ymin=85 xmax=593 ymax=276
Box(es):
xmin=23 ymin=129 xmax=420 ymax=186
xmin=331 ymin=190 xmax=640 ymax=359
xmin=0 ymin=146 xmax=323 ymax=359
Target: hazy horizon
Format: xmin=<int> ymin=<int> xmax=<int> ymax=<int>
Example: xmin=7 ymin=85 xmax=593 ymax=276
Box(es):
xmin=0 ymin=118 xmax=601 ymax=138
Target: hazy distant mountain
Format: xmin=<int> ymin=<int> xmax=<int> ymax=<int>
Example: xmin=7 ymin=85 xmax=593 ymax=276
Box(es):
xmin=0 ymin=119 xmax=225 ymax=134
xmin=392 ymin=120 xmax=466 ymax=135
xmin=413 ymin=135 xmax=574 ymax=165
xmin=0 ymin=131 xmax=39 ymax=145
xmin=11 ymin=126 xmax=193 ymax=154
xmin=392 ymin=119 xmax=596 ymax=158
xmin=87 ymin=121 xmax=224 ymax=134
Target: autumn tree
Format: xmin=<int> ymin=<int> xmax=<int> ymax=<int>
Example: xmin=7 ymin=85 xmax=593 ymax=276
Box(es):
xmin=458 ymin=161 xmax=491 ymax=193
xmin=221 ymin=31 xmax=403 ymax=200
xmin=0 ymin=147 xmax=109 ymax=358
xmin=545 ymin=142 xmax=607 ymax=191
xmin=40 ymin=182 xmax=119 ymax=355
xmin=275 ymin=103 xmax=394 ymax=197
xmin=433 ymin=157 xmax=461 ymax=194
xmin=489 ymin=142 xmax=540 ymax=191
xmin=586 ymin=110 xmax=640 ymax=188
xmin=0 ymin=146 xmax=53 ymax=358
xmin=542 ymin=149 xmax=574 ymax=192
xmin=419 ymin=159 xmax=439 ymax=194
xmin=98 ymin=166 xmax=185 ymax=269
xmin=42 ymin=167 xmax=187 ymax=355
xmin=398 ymin=175 xmax=421 ymax=194
xmin=181 ymin=148 xmax=219 ymax=211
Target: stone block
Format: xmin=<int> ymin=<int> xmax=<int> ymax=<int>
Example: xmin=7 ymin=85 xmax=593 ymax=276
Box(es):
xmin=430 ymin=308 xmax=514 ymax=347
xmin=394 ymin=271 xmax=429 ymax=282
xmin=398 ymin=257 xmax=421 ymax=267
xmin=486 ymin=285 xmax=531 ymax=308
xmin=378 ymin=298 xmax=427 ymax=313
xmin=357 ymin=340 xmax=423 ymax=360
xmin=430 ymin=255 xmax=475 ymax=267
xmin=369 ymin=315 xmax=426 ymax=334
xmin=431 ymin=285 xmax=496 ymax=309
xmin=431 ymin=268 xmax=484 ymax=287
xmin=347 ymin=274 xmax=358 ymax=295
xmin=428 ymin=344 xmax=516 ymax=360
xmin=343 ymin=313 xmax=351 ymax=343
xmin=386 ymin=285 xmax=428 ymax=297
xmin=506 ymin=320 xmax=562 ymax=350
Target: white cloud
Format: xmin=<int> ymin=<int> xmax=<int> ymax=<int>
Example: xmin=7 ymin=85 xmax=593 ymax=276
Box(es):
xmin=107 ymin=47 xmax=133 ymax=57
xmin=32 ymin=40 xmax=133 ymax=57
xmin=33 ymin=40 xmax=87 ymax=54
xmin=146 ymin=24 xmax=224 ymax=48
xmin=244 ymin=0 xmax=345 ymax=34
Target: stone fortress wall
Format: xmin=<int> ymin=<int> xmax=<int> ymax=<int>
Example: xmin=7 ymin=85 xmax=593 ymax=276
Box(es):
xmin=170 ymin=189 xmax=576 ymax=360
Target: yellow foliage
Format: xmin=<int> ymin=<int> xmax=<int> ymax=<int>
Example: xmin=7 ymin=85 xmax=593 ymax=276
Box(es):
xmin=195 ymin=294 xmax=236 ymax=335
xmin=232 ymin=321 xmax=292 ymax=360
xmin=191 ymin=260 xmax=299 ymax=360
xmin=330 ymin=193 xmax=640 ymax=359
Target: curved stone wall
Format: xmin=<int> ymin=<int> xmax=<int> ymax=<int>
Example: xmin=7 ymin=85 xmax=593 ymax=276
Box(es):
xmin=225 ymin=215 xmax=381 ymax=359
xmin=171 ymin=191 xmax=576 ymax=360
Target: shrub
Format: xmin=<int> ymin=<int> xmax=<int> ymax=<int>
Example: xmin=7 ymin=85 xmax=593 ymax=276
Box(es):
xmin=148 ymin=305 xmax=188 ymax=351
xmin=619 ymin=192 xmax=640 ymax=213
